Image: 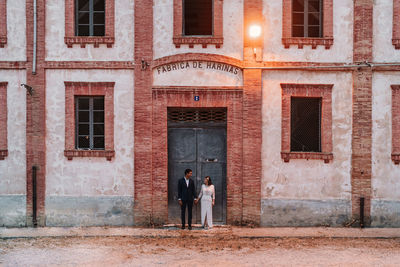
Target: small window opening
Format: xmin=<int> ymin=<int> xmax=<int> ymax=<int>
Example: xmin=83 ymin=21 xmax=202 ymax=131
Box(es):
xmin=290 ymin=97 xmax=321 ymax=152
xmin=183 ymin=0 xmax=213 ymax=36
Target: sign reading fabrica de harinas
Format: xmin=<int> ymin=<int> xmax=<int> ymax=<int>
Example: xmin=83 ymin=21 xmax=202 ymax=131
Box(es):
xmin=156 ymin=61 xmax=241 ymax=76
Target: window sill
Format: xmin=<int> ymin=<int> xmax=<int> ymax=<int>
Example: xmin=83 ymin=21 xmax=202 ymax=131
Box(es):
xmin=282 ymin=37 xmax=333 ymax=49
xmin=0 ymin=36 xmax=6 ymax=48
xmin=64 ymin=36 xmax=115 ymax=48
xmin=173 ymin=37 xmax=223 ymax=48
xmin=64 ymin=150 xmax=115 ymax=161
xmin=0 ymin=150 xmax=8 ymax=160
xmin=392 ymin=154 xmax=400 ymax=165
xmin=281 ymin=151 xmax=333 ymax=163
xmin=392 ymin=39 xmax=400 ymax=49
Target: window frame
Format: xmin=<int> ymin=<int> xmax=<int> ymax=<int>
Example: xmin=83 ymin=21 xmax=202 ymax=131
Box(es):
xmin=64 ymin=82 xmax=115 ymax=161
xmin=393 ymin=0 xmax=400 ymax=49
xmin=65 ymin=0 xmax=115 ymax=48
xmin=282 ymin=0 xmax=333 ymax=49
xmin=281 ymin=83 xmax=333 ymax=163
xmin=0 ymin=82 xmax=7 ymax=160
xmin=0 ymin=0 xmax=7 ymax=48
xmin=391 ymin=85 xmax=400 ymax=164
xmin=75 ymin=96 xmax=105 ymax=150
xmin=173 ymin=0 xmax=223 ymax=48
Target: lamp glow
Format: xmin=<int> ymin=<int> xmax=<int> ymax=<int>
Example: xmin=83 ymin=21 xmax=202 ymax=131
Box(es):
xmin=249 ymin=25 xmax=262 ymax=38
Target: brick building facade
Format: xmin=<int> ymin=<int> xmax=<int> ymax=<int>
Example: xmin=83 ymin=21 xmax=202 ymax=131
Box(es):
xmin=0 ymin=0 xmax=399 ymax=227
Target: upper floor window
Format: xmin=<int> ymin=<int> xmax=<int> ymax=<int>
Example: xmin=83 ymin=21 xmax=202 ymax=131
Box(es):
xmin=292 ymin=0 xmax=322 ymax=38
xmin=173 ymin=0 xmax=223 ymax=48
xmin=184 ymin=0 xmax=212 ymax=36
xmin=0 ymin=0 xmax=7 ymax=47
xmin=392 ymin=0 xmax=400 ymax=49
xmin=65 ymin=0 xmax=115 ymax=48
xmin=282 ymin=0 xmax=333 ymax=49
xmin=75 ymin=0 xmax=105 ymax=36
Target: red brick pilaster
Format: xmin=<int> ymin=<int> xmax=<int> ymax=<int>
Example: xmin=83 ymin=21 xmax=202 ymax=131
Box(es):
xmin=26 ymin=0 xmax=46 ymax=226
xmin=242 ymin=0 xmax=262 ymax=226
xmin=351 ymin=0 xmax=373 ymax=226
xmin=0 ymin=82 xmax=7 ymax=160
xmin=0 ymin=0 xmax=7 ymax=47
xmin=242 ymin=69 xmax=261 ymax=225
xmin=391 ymin=85 xmax=400 ymax=164
xmin=134 ymin=0 xmax=154 ymax=225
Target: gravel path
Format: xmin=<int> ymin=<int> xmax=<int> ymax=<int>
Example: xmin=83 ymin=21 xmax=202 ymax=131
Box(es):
xmin=1 ymin=233 xmax=400 ymax=266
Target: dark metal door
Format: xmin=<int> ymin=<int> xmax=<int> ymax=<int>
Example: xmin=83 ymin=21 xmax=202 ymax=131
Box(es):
xmin=168 ymin=109 xmax=227 ymax=224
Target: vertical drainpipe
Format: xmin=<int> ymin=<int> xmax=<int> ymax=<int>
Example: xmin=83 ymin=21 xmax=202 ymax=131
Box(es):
xmin=32 ymin=0 xmax=37 ymax=75
xmin=360 ymin=197 xmax=365 ymax=228
xmin=32 ymin=166 xmax=37 ymax=227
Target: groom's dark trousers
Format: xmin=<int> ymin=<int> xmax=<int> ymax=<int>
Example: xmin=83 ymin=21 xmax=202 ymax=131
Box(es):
xmin=178 ymin=177 xmax=196 ymax=228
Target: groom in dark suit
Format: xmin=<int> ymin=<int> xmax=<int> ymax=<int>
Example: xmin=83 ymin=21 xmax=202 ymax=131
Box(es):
xmin=178 ymin=169 xmax=197 ymax=230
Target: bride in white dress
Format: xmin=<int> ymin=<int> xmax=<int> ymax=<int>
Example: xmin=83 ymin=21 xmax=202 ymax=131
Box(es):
xmin=196 ymin=176 xmax=215 ymax=229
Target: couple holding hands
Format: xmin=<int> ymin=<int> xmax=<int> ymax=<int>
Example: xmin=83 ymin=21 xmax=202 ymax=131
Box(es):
xmin=178 ymin=169 xmax=215 ymax=230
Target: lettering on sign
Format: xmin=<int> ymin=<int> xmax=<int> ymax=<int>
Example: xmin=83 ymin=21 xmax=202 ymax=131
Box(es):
xmin=156 ymin=61 xmax=240 ymax=76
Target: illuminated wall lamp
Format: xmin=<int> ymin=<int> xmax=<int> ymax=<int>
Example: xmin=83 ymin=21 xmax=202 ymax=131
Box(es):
xmin=248 ymin=24 xmax=262 ymax=59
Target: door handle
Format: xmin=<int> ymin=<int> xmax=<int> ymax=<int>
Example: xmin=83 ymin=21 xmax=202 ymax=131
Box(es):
xmin=206 ymin=158 xmax=218 ymax=162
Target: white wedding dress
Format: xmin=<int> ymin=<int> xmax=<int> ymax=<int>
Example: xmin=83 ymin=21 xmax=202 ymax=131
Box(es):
xmin=197 ymin=184 xmax=215 ymax=228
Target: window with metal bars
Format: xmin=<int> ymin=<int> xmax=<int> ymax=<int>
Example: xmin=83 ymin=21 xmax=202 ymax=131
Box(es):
xmin=292 ymin=0 xmax=323 ymax=37
xmin=168 ymin=108 xmax=226 ymax=123
xmin=290 ymin=97 xmax=321 ymax=152
xmin=75 ymin=0 xmax=105 ymax=36
xmin=75 ymin=96 xmax=105 ymax=150
xmin=183 ymin=0 xmax=213 ymax=36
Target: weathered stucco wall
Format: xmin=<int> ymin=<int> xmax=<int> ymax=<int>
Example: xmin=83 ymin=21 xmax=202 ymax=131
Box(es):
xmin=0 ymin=0 xmax=26 ymax=61
xmin=263 ymin=0 xmax=353 ymax=63
xmin=371 ymin=72 xmax=400 ymax=227
xmin=45 ymin=0 xmax=134 ymax=61
xmin=261 ymin=71 xmax=353 ymax=226
xmin=153 ymin=0 xmax=243 ymax=60
xmin=0 ymin=70 xmax=27 ymax=226
xmin=45 ymin=69 xmax=134 ymax=226
xmin=373 ymin=0 xmax=400 ymax=62
xmin=153 ymin=61 xmax=243 ymax=87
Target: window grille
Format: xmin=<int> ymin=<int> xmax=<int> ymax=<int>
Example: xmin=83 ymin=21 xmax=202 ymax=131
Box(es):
xmin=290 ymin=97 xmax=321 ymax=152
xmin=168 ymin=108 xmax=226 ymax=123
xmin=292 ymin=0 xmax=323 ymax=37
xmin=75 ymin=96 xmax=105 ymax=150
xmin=183 ymin=0 xmax=213 ymax=36
xmin=75 ymin=0 xmax=105 ymax=36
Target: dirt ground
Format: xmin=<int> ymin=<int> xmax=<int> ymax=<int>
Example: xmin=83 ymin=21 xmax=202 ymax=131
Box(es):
xmin=1 ymin=230 xmax=400 ymax=266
